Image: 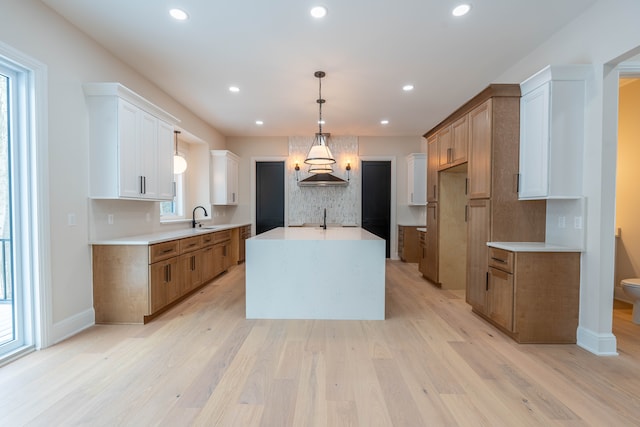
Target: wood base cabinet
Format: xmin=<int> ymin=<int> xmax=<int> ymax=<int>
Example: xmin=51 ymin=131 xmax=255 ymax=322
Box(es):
xmin=473 ymin=247 xmax=581 ymax=343
xmin=398 ymin=225 xmax=420 ymax=263
xmin=93 ymin=229 xmax=236 ymax=324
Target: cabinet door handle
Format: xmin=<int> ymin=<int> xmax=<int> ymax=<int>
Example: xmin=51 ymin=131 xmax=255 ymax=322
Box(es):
xmin=172 ymin=181 xmax=176 ymax=197
xmin=465 ymin=178 xmax=469 ymax=195
xmin=486 ymin=271 xmax=489 ymax=291
xmin=491 ymin=257 xmax=508 ymax=264
xmin=410 ymin=192 xmax=413 ymax=203
xmin=447 ymin=147 xmax=452 ymax=163
xmin=139 ymin=176 xmax=144 ymax=194
xmin=168 ymin=264 xmax=171 ymax=282
xmin=516 ymin=173 xmax=520 ymax=193
xmin=465 ymin=205 xmax=468 ymax=222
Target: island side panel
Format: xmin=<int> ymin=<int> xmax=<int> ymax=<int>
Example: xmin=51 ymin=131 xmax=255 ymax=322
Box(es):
xmin=246 ymin=238 xmax=385 ymax=320
xmin=92 ymin=245 xmax=150 ymax=324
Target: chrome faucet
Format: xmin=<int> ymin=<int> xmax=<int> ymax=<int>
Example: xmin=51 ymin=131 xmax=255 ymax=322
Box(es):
xmin=192 ymin=205 xmax=208 ymax=228
xmin=322 ymin=208 xmax=327 ymax=230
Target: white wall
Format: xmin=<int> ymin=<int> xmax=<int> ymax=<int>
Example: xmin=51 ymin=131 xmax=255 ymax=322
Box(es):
xmin=495 ymin=0 xmax=640 ymax=355
xmin=0 ymin=0 xmax=225 ymax=344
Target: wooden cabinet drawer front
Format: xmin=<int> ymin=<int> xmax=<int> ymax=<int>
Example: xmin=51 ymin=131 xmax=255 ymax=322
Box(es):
xmin=488 ymin=247 xmax=514 ymax=273
xmin=214 ymin=230 xmax=231 ymax=243
xmin=418 ymin=231 xmax=426 ymax=247
xmin=149 ymin=240 xmax=180 ymax=263
xmin=242 ymin=225 xmax=251 ymax=238
xmin=201 ymin=232 xmax=215 ymax=247
xmin=179 ymin=236 xmax=203 ymax=254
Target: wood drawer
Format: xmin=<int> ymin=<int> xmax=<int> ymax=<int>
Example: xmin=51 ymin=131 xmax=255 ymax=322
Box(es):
xmin=149 ymin=240 xmax=180 ymax=264
xmin=201 ymin=232 xmax=215 ymax=247
xmin=418 ymin=230 xmax=426 ymax=247
xmin=179 ymin=235 xmax=203 ymax=254
xmin=488 ymin=247 xmax=514 ymax=273
xmin=213 ymin=229 xmax=231 ymax=244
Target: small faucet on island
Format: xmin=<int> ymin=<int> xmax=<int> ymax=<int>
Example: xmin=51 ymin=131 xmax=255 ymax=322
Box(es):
xmin=322 ymin=208 xmax=327 ymax=230
xmin=192 ymin=205 xmax=208 ymax=228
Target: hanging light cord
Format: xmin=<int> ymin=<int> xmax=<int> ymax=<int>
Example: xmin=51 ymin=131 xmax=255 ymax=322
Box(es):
xmin=315 ymin=70 xmax=326 ymax=140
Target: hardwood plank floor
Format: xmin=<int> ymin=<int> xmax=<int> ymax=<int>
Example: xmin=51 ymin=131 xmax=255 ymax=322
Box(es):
xmin=1 ymin=261 xmax=640 ymax=426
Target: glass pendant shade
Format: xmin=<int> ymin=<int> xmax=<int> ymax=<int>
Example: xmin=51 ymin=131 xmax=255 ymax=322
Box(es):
xmin=173 ymin=129 xmax=187 ymax=174
xmin=308 ymin=163 xmax=334 ymax=174
xmin=305 ymin=134 xmax=336 ymax=165
xmin=173 ymin=154 xmax=187 ymax=174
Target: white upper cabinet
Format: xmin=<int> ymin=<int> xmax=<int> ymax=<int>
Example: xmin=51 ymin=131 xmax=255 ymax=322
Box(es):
xmin=518 ymin=65 xmax=590 ymax=200
xmin=84 ymin=83 xmax=179 ymax=201
xmin=211 ymin=150 xmax=240 ymax=205
xmin=407 ymin=153 xmax=427 ymax=205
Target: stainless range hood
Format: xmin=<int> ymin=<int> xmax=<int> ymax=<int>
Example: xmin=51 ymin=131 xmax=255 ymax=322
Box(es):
xmin=298 ymin=173 xmax=348 ymax=187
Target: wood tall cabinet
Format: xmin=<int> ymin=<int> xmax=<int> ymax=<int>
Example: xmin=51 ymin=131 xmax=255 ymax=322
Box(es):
xmin=423 ymin=204 xmax=439 ymax=283
xmin=463 ymin=86 xmax=547 ymax=315
xmin=93 ymin=228 xmax=236 ymax=324
xmin=423 ymin=85 xmax=546 ymax=298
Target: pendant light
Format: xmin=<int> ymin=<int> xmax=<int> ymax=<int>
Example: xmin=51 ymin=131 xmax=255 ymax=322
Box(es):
xmin=173 ymin=130 xmax=187 ymax=174
xmin=304 ymin=71 xmax=336 ymax=171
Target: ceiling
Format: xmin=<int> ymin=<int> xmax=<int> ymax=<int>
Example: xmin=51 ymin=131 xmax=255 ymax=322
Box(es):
xmin=41 ymin=0 xmax=597 ymax=138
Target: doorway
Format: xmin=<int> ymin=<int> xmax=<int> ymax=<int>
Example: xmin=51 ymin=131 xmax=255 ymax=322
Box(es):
xmin=255 ymin=161 xmax=285 ymax=235
xmin=361 ymin=160 xmax=391 ymax=257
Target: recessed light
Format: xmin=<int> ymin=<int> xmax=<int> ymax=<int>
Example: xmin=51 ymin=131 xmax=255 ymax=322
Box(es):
xmin=452 ymin=4 xmax=471 ymax=17
xmin=169 ymin=8 xmax=189 ymax=21
xmin=380 ymin=120 xmax=389 ymax=125
xmin=402 ymin=84 xmax=414 ymax=92
xmin=229 ymin=86 xmax=240 ymax=93
xmin=255 ymin=120 xmax=264 ymax=126
xmin=310 ymin=6 xmax=327 ymax=19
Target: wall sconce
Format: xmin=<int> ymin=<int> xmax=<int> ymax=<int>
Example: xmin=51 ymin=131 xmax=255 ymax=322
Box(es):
xmin=346 ymin=162 xmax=351 ymax=181
xmin=295 ymin=163 xmax=300 ymax=181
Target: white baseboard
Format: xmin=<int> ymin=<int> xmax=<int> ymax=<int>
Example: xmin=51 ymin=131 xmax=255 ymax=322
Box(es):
xmin=51 ymin=308 xmax=95 ymax=345
xmin=576 ymin=326 xmax=618 ymax=356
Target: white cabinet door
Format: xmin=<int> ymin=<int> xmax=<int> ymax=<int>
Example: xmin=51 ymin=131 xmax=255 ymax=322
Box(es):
xmin=518 ymin=83 xmax=550 ymax=199
xmin=118 ymin=99 xmax=142 ymax=198
xmin=156 ymin=120 xmax=176 ymax=200
xmin=518 ymin=65 xmax=588 ymax=200
xmin=211 ymin=150 xmax=240 ymax=205
xmin=407 ymin=153 xmax=426 ymax=205
xmin=140 ymin=110 xmax=158 ymax=198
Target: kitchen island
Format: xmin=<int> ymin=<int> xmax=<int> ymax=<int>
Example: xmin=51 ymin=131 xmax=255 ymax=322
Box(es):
xmin=246 ymin=227 xmax=385 ymax=320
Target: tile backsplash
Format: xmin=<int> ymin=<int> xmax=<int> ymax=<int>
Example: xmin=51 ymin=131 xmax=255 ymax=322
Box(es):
xmin=288 ymin=136 xmax=360 ymax=226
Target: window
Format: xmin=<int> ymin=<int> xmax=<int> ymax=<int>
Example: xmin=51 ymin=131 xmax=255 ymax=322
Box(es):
xmin=160 ymin=172 xmax=185 ymax=219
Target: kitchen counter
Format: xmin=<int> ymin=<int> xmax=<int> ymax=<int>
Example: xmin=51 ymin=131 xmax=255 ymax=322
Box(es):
xmin=487 ymin=242 xmax=582 ymax=252
xmin=90 ymin=223 xmax=251 ymax=245
xmin=417 ymin=227 xmax=426 ymax=233
xmin=246 ymin=227 xmax=386 ymax=320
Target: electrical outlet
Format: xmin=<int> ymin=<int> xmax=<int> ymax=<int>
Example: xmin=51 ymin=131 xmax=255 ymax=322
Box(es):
xmin=574 ymin=216 xmax=583 ymax=229
xmin=107 ymin=214 xmax=114 ymax=225
xmin=68 ymin=213 xmax=76 ymax=226
xmin=558 ymin=216 xmax=566 ymax=229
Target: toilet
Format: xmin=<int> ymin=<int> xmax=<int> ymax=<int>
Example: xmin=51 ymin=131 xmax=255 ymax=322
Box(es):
xmin=621 ymin=278 xmax=640 ymax=324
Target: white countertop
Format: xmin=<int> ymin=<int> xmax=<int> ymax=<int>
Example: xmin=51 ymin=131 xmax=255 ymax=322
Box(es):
xmin=487 ymin=242 xmax=582 ymax=252
xmin=250 ymin=226 xmax=382 ymax=241
xmin=417 ymin=227 xmax=426 ymax=233
xmin=91 ymin=223 xmax=251 ymax=245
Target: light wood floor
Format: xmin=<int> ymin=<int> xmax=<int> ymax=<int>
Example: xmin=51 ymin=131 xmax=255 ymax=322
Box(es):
xmin=1 ymin=261 xmax=640 ymax=426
